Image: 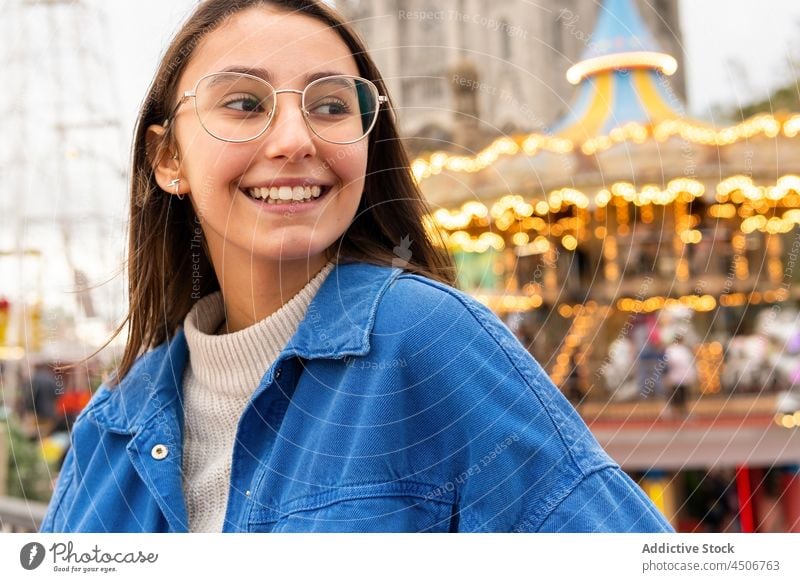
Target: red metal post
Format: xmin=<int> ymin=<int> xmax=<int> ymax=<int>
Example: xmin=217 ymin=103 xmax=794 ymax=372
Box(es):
xmin=735 ymin=466 xmax=754 ymax=533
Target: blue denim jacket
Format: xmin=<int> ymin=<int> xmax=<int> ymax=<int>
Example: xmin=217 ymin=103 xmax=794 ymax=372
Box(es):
xmin=40 ymin=262 xmax=672 ymax=532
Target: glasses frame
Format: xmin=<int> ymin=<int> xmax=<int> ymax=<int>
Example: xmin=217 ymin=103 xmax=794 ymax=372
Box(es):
xmin=162 ymin=72 xmax=388 ymax=145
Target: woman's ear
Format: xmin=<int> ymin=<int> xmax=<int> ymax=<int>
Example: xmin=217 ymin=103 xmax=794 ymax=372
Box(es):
xmin=146 ymin=124 xmax=186 ymax=196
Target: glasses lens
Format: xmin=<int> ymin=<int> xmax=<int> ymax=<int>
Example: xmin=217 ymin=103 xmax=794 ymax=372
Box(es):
xmin=304 ymin=76 xmax=379 ymax=143
xmin=195 ymin=73 xmax=274 ymax=141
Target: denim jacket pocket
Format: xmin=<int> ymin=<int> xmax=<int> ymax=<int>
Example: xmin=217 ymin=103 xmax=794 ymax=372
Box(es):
xmin=249 ymin=481 xmax=456 ymax=532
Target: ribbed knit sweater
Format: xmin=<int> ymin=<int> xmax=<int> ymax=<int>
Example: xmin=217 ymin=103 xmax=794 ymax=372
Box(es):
xmin=180 ymin=262 xmax=335 ymax=532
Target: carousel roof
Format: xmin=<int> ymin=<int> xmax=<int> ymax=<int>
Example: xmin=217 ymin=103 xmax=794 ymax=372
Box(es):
xmin=412 ymin=0 xmax=794 ymax=183
xmin=565 ymin=0 xmax=676 ymax=84
xmin=551 ymin=68 xmax=686 ymax=146
xmin=552 ymin=0 xmax=679 ymax=138
xmin=553 ymin=0 xmax=692 ymax=150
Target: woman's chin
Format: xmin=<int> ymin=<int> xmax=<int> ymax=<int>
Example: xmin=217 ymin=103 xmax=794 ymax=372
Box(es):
xmin=238 ymin=241 xmax=334 ymax=264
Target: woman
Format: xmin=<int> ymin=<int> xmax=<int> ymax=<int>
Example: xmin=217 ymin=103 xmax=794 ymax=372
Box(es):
xmin=40 ymin=0 xmax=672 ymax=533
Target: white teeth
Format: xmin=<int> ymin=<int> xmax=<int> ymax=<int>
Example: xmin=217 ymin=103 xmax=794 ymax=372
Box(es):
xmin=247 ymin=185 xmax=325 ymax=203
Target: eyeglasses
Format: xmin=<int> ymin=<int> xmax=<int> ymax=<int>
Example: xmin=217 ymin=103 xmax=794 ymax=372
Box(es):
xmin=163 ymin=72 xmax=388 ymax=145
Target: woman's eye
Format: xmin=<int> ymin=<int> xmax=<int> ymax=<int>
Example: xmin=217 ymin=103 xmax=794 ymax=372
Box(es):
xmin=221 ymin=95 xmax=264 ymax=113
xmin=310 ymin=100 xmax=351 ymax=116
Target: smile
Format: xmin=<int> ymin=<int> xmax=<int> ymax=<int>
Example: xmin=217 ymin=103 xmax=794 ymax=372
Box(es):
xmin=244 ymin=185 xmax=332 ymax=205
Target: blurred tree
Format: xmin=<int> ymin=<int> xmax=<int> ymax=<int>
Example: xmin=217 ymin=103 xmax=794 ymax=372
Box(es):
xmin=738 ymin=85 xmax=800 ymax=118
xmin=3 ymin=416 xmax=54 ymax=503
xmin=736 ymin=26 xmax=800 ymax=118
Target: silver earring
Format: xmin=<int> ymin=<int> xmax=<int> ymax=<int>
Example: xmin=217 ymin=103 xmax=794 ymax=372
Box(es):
xmin=170 ymin=152 xmax=184 ymax=200
xmin=168 ymin=178 xmax=184 ymax=201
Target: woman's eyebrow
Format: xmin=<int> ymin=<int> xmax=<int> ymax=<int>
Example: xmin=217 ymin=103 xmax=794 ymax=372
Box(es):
xmin=218 ymin=66 xmax=350 ymax=84
xmin=305 ymin=70 xmax=349 ymax=83
xmin=218 ymin=66 xmax=273 ymax=81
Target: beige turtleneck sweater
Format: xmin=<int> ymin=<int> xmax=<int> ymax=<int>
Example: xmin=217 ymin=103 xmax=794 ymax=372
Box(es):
xmin=180 ymin=262 xmax=335 ymax=532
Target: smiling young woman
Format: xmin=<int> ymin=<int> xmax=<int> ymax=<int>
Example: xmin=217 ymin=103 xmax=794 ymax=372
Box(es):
xmin=40 ymin=0 xmax=673 ymax=533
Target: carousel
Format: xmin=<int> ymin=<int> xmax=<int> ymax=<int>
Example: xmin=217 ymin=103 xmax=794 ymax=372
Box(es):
xmin=415 ymin=0 xmax=800 ymax=532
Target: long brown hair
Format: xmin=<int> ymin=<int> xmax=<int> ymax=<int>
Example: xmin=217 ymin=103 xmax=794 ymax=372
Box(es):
xmin=105 ymin=0 xmax=456 ymax=386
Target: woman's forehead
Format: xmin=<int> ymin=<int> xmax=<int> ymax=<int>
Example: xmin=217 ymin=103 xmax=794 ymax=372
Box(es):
xmin=184 ymin=7 xmax=359 ymax=85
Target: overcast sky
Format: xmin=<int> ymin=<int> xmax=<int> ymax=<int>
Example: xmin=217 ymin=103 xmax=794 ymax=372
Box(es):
xmin=679 ymin=0 xmax=800 ymax=116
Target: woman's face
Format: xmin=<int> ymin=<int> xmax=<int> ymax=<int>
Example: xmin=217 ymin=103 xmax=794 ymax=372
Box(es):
xmin=154 ymin=7 xmax=368 ymax=266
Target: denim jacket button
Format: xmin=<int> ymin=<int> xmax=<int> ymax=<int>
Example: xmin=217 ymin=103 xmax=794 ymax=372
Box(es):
xmin=275 ymin=368 xmax=282 ymax=380
xmin=151 ymin=444 xmax=169 ymax=460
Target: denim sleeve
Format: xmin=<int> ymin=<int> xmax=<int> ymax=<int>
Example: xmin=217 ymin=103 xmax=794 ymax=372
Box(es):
xmin=39 ymin=445 xmax=76 ymax=533
xmin=536 ymin=466 xmax=674 ymax=532
xmin=446 ymin=313 xmax=674 ymax=532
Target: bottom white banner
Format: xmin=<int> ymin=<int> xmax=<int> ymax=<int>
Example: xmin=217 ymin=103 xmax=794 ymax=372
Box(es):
xmin=1 ymin=534 xmax=797 ymax=581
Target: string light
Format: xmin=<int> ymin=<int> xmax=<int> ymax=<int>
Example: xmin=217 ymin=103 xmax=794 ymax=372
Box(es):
xmin=477 ymin=286 xmax=788 ymax=316
xmin=412 ymin=117 xmax=798 ymax=183
xmin=604 ymin=235 xmax=619 ymax=281
xmin=549 ymin=304 xmax=608 ymax=385
xmin=474 ymin=293 xmax=543 ymax=313
xmin=428 ymin=176 xmax=799 ymax=253
xmin=616 ymin=294 xmax=717 ymax=313
xmin=443 ymin=230 xmax=505 ymax=253
xmin=775 ymin=413 xmax=800 ymax=429
xmin=696 ymin=343 xmax=723 ymax=394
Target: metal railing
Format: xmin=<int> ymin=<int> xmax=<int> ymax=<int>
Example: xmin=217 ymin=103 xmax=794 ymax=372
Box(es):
xmin=0 ymin=496 xmax=48 ymax=533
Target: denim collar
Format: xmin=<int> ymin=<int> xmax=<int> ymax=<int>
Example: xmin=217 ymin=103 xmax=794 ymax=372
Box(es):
xmin=88 ymin=261 xmax=402 ymax=435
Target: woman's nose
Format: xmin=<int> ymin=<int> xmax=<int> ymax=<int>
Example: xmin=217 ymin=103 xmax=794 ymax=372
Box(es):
xmin=260 ymin=93 xmax=317 ymax=162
